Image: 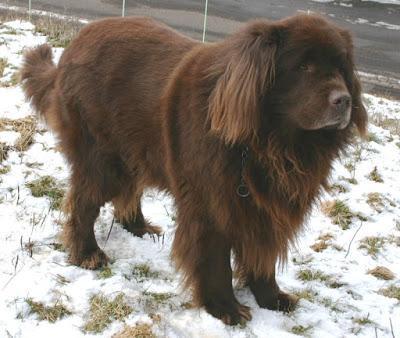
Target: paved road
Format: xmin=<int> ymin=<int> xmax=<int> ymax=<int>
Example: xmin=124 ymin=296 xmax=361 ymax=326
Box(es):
xmin=2 ymin=0 xmax=400 ymax=97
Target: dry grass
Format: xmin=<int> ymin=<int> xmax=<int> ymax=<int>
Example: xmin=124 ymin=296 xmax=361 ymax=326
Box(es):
xmin=366 ymin=192 xmax=385 ymax=213
xmin=112 ymin=323 xmax=155 ymax=338
xmin=132 ymin=264 xmax=160 ymax=282
xmin=141 ymin=292 xmax=175 ymax=313
xmin=83 ymin=293 xmax=133 ymax=333
xmin=0 ymin=8 xmax=82 ymax=48
xmin=26 ymin=298 xmax=71 ymax=322
xmin=310 ymin=233 xmax=334 ymax=252
xmin=378 ymin=285 xmax=400 ymax=301
xmin=0 ymin=165 xmax=10 ymax=174
xmin=358 ymin=236 xmax=385 ymax=258
xmin=293 ymin=288 xmax=318 ymax=302
xmin=368 ymin=266 xmax=395 ymax=280
xmin=322 ymin=200 xmax=354 ymax=230
xmin=0 ymin=116 xmax=37 ymax=151
xmin=368 ymin=166 xmax=384 ymax=183
xmin=34 ymin=16 xmax=81 ymax=47
xmin=372 ymin=115 xmax=400 ymax=136
xmin=0 ymin=71 xmax=19 ymax=87
xmin=0 ymin=57 xmax=7 ymax=77
xmin=26 ymin=175 xmax=65 ymax=209
xmin=310 ymin=240 xmax=328 ymax=252
xmin=329 ymin=183 xmax=348 ymax=194
xmin=0 ymin=142 xmax=11 ymax=162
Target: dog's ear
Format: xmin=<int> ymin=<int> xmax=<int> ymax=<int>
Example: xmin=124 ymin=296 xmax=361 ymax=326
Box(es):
xmin=208 ymin=22 xmax=282 ymax=144
xmin=350 ymin=73 xmax=368 ymax=137
xmin=340 ymin=30 xmax=368 ymax=137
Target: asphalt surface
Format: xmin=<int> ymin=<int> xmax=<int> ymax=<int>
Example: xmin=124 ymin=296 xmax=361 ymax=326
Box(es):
xmin=2 ymin=0 xmax=400 ymax=97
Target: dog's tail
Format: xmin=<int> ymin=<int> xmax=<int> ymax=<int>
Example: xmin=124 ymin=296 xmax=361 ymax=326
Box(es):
xmin=20 ymin=44 xmax=57 ymax=122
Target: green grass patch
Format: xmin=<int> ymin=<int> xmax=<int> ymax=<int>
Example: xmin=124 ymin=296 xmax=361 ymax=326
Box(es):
xmin=0 ymin=165 xmax=10 ymax=174
xmin=26 ymin=175 xmax=65 ymax=209
xmin=141 ymin=292 xmax=175 ymax=313
xmin=320 ymin=297 xmax=345 ymax=313
xmin=353 ymin=314 xmax=373 ymax=325
xmin=366 ymin=132 xmax=381 ymax=144
xmin=26 ymin=298 xmax=72 ymax=322
xmin=83 ymin=293 xmax=133 ymax=333
xmin=98 ymin=266 xmax=113 ymax=279
xmin=293 ymin=288 xmax=318 ymax=302
xmin=359 ymin=236 xmax=385 ymax=258
xmin=322 ymin=200 xmax=354 ymax=230
xmin=296 ymin=269 xmax=330 ymax=283
xmin=291 ymin=325 xmax=312 ymax=336
xmin=143 ymin=292 xmax=174 ymax=304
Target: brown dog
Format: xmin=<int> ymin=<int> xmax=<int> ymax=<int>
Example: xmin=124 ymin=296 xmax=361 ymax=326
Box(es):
xmin=21 ymin=14 xmax=367 ymax=325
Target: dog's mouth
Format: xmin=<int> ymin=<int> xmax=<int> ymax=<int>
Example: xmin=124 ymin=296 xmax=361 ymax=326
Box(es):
xmin=322 ymin=123 xmax=339 ymax=130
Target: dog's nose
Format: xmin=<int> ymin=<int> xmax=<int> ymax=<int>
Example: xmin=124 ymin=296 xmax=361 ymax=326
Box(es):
xmin=330 ymin=91 xmax=351 ymax=114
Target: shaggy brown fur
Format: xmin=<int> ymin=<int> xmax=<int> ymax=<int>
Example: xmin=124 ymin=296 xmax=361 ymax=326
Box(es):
xmin=21 ymin=14 xmax=367 ymax=324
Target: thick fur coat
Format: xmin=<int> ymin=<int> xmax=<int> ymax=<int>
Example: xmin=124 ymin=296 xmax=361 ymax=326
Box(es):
xmin=21 ymin=14 xmax=367 ymax=324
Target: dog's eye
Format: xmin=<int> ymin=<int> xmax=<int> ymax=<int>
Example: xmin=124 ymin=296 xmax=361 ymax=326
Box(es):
xmin=299 ymin=64 xmax=312 ymax=72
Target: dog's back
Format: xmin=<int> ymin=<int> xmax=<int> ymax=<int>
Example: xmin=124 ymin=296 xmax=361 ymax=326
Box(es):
xmin=22 ymin=17 xmax=197 ymax=187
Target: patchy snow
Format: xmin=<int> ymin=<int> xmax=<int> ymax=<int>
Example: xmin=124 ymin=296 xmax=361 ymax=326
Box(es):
xmin=0 ymin=19 xmax=400 ymax=338
xmin=347 ymin=17 xmax=400 ymax=30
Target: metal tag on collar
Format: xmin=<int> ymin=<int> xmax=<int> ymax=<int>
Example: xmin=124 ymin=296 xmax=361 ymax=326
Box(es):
xmin=237 ymin=146 xmax=250 ymax=198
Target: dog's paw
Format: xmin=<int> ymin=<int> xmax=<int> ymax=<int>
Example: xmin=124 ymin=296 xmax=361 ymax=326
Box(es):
xmin=69 ymin=248 xmax=109 ymax=270
xmin=262 ymin=291 xmax=298 ymax=313
xmin=131 ymin=223 xmax=162 ymax=238
xmin=205 ymin=301 xmax=252 ymax=326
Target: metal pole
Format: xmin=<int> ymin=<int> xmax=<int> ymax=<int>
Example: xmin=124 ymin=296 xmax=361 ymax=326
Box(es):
xmin=202 ymin=0 xmax=209 ymax=43
xmin=28 ymin=0 xmax=32 ymax=21
xmin=122 ymin=0 xmax=126 ymax=17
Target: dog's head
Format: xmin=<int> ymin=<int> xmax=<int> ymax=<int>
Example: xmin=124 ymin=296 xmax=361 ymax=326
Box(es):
xmin=208 ymin=14 xmax=367 ymax=144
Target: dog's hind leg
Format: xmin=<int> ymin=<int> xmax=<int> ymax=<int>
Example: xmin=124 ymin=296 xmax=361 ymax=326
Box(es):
xmin=113 ymin=185 xmax=162 ymax=238
xmin=62 ymin=147 xmax=124 ymax=269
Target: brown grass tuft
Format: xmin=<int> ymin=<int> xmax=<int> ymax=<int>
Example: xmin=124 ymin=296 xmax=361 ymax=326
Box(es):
xmin=83 ymin=293 xmax=132 ymax=333
xmin=378 ymin=285 xmax=400 ymax=301
xmin=310 ymin=241 xmax=328 ymax=253
xmin=367 ymin=166 xmax=383 ymax=183
xmin=112 ymin=323 xmax=155 ymax=338
xmin=0 ymin=57 xmax=7 ymax=77
xmin=0 ymin=116 xmax=37 ymax=151
xmin=34 ymin=16 xmax=81 ymax=47
xmin=26 ymin=298 xmax=72 ymax=322
xmin=368 ymin=266 xmax=395 ymax=280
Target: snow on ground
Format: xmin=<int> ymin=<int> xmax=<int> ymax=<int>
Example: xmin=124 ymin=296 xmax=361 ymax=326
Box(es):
xmin=0 ymin=19 xmax=399 ymax=338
